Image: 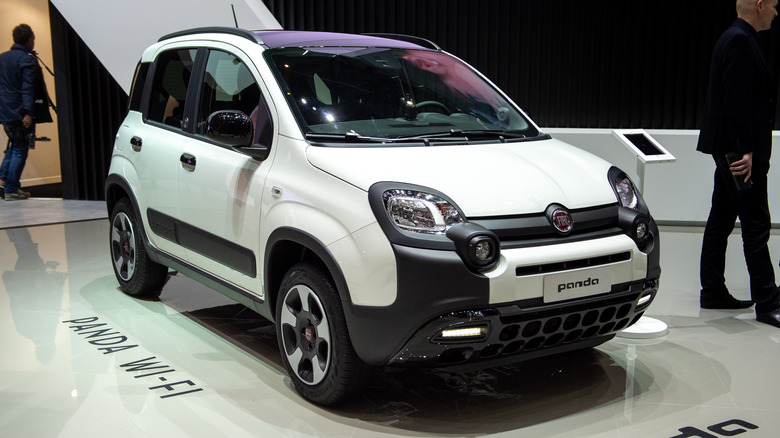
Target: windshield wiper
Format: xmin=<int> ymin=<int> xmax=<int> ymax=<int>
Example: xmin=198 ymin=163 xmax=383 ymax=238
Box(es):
xmin=460 ymin=129 xmax=527 ymax=139
xmin=305 ymin=132 xmax=393 ymax=143
xmin=400 ymin=129 xmax=527 ymax=142
xmin=305 ymin=131 xmax=467 ymax=145
xmin=305 ymin=129 xmax=534 ymax=145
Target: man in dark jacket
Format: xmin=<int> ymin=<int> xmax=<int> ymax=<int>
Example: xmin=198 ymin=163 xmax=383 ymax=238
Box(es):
xmin=0 ymin=24 xmax=39 ymax=200
xmin=697 ymin=0 xmax=780 ymax=328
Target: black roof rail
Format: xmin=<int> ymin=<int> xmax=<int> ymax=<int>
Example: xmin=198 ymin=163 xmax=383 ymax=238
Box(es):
xmin=362 ymin=33 xmax=441 ymax=50
xmin=159 ymin=27 xmax=264 ymax=44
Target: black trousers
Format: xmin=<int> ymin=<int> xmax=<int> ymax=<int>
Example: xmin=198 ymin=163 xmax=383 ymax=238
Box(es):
xmin=700 ymin=157 xmax=780 ymax=313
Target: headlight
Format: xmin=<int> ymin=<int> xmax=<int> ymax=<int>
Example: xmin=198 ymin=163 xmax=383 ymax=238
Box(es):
xmin=612 ymin=171 xmax=639 ymax=209
xmin=383 ymin=189 xmax=463 ymax=234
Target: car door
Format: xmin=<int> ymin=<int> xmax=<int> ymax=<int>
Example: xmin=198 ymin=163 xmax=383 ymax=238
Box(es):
xmin=132 ymin=47 xmax=198 ymax=260
xmin=175 ymin=46 xmax=275 ymax=294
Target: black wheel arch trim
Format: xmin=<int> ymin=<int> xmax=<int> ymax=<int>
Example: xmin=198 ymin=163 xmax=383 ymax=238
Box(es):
xmin=104 ymin=174 xmax=162 ymax=265
xmin=263 ymin=227 xmax=353 ymax=320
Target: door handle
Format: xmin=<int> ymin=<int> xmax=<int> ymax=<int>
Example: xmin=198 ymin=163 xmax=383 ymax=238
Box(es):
xmin=130 ymin=136 xmax=142 ymax=150
xmin=180 ymin=153 xmax=196 ymax=171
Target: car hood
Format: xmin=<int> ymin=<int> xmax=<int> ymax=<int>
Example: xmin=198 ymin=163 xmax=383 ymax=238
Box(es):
xmin=306 ymin=138 xmax=618 ymax=217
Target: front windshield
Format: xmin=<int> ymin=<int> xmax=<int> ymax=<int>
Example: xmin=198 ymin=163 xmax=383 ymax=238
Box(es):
xmin=267 ymin=46 xmax=540 ymax=142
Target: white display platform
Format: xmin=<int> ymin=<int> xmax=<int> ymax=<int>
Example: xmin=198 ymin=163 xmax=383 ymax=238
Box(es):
xmin=616 ymin=316 xmax=668 ymax=339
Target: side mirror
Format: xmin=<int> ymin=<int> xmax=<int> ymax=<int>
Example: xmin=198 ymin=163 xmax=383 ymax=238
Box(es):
xmin=206 ymin=110 xmax=253 ymax=147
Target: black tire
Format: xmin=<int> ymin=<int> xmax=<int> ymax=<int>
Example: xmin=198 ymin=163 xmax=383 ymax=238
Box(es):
xmin=276 ymin=263 xmax=371 ymax=405
xmin=109 ymin=198 xmax=168 ymax=297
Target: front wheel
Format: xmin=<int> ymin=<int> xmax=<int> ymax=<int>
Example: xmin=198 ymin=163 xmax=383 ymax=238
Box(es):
xmin=109 ymin=198 xmax=168 ymax=297
xmin=276 ymin=263 xmax=371 ymax=405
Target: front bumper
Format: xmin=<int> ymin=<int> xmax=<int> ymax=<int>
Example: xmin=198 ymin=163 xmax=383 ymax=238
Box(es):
xmin=389 ymin=277 xmax=658 ymax=368
xmin=344 ymin=198 xmax=661 ymax=367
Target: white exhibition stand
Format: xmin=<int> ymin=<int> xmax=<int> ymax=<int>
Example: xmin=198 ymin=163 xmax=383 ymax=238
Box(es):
xmin=618 ymin=315 xmax=669 ymax=339
xmin=612 ymin=129 xmax=675 ymax=339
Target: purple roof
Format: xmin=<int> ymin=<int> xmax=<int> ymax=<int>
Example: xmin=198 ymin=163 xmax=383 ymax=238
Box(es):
xmin=252 ymin=30 xmax=432 ymax=50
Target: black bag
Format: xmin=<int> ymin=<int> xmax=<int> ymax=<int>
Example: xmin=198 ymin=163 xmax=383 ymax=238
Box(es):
xmin=2 ymin=120 xmax=34 ymax=150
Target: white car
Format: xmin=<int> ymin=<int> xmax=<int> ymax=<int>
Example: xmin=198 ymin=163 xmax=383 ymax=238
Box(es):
xmin=105 ymin=28 xmax=661 ymax=405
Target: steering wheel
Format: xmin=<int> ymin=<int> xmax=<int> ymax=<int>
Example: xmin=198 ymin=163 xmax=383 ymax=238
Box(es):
xmin=413 ymin=101 xmax=451 ymax=115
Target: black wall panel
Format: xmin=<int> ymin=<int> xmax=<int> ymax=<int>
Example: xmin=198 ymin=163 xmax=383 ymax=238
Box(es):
xmin=262 ymin=0 xmax=780 ymax=130
xmin=47 ymin=1 xmax=780 ymax=199
xmin=50 ymin=3 xmax=126 ymax=200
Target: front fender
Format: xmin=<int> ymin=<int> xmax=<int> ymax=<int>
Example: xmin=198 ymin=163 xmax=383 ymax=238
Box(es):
xmin=261 ymin=200 xmax=396 ymax=306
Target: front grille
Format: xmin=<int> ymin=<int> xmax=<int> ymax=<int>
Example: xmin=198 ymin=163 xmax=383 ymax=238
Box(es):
xmin=516 ymin=252 xmax=631 ymax=276
xmin=471 ymin=203 xmax=623 ymax=249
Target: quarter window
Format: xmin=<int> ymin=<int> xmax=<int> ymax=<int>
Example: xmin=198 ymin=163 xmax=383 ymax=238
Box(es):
xmin=128 ymin=62 xmax=149 ymax=113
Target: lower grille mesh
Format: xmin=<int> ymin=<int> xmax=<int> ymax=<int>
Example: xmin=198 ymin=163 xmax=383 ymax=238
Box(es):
xmin=482 ymin=302 xmax=639 ymax=359
xmin=389 ymin=282 xmax=658 ymax=367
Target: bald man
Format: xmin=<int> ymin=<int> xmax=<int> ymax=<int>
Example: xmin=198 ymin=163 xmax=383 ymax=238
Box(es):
xmin=697 ymin=0 xmax=780 ymax=328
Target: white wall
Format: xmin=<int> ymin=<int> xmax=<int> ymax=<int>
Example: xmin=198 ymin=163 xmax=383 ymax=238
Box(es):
xmin=0 ymin=0 xmax=61 ymax=188
xmin=50 ymin=0 xmax=282 ymax=93
xmin=545 ymin=128 xmax=780 ymax=225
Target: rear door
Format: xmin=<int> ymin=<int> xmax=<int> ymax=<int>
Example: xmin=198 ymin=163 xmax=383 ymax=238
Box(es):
xmin=132 ymin=47 xmax=199 ymax=260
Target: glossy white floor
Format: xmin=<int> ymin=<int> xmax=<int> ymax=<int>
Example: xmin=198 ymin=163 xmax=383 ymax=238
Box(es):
xmin=1 ymin=210 xmax=780 ymax=437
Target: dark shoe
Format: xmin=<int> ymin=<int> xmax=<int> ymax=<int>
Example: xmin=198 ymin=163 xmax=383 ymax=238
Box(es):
xmin=701 ymin=293 xmax=754 ymax=309
xmin=756 ymin=308 xmax=780 ymax=328
xmin=4 ymin=190 xmax=29 ymax=201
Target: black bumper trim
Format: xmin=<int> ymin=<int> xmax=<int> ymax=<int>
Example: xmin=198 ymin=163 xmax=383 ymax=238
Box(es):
xmin=387 ymin=278 xmax=659 ymax=367
xmin=343 ymin=244 xmax=490 ymax=366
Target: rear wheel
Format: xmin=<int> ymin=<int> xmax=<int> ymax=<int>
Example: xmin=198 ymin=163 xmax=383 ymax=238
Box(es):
xmin=276 ymin=263 xmax=371 ymax=405
xmin=109 ymin=198 xmax=168 ymax=297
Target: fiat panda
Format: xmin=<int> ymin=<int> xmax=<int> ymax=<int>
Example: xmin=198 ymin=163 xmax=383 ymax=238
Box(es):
xmin=105 ymin=28 xmax=661 ymax=405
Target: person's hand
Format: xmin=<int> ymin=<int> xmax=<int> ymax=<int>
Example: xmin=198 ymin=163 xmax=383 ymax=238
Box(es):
xmin=22 ymin=114 xmax=33 ymax=129
xmin=730 ymin=152 xmax=753 ymax=183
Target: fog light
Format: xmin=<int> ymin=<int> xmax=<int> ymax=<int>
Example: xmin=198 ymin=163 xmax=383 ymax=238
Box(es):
xmin=439 ymin=326 xmax=488 ymax=340
xmin=446 ymin=223 xmax=501 ymax=271
xmin=617 ymin=207 xmax=652 ymax=247
xmin=441 ymin=327 xmax=486 ymax=338
xmin=636 ymin=222 xmax=648 ymax=240
xmin=632 ymin=215 xmax=650 ymax=245
xmin=472 ymin=237 xmax=494 ymax=262
xmin=469 ymin=236 xmax=497 ymax=267
xmin=637 ymin=293 xmax=653 ymax=307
